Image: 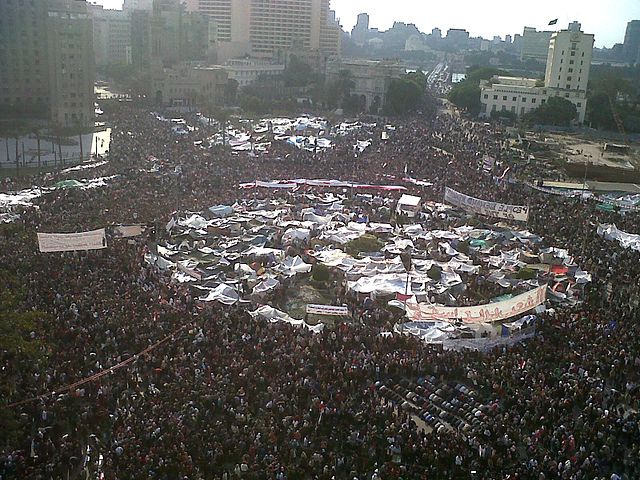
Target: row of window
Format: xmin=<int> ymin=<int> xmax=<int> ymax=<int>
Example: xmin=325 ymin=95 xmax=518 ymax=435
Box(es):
xmin=486 ymin=94 xmax=538 ymax=104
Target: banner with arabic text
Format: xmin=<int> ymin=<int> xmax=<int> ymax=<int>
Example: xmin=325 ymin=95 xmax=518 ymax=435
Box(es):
xmin=306 ymin=304 xmax=350 ymax=316
xmin=405 ymin=285 xmax=546 ymax=323
xmin=445 ymin=187 xmax=529 ymax=222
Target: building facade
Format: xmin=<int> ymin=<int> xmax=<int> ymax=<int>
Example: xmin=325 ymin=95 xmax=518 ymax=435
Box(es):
xmin=623 ymin=20 xmax=640 ymax=65
xmin=223 ymin=58 xmax=285 ymax=88
xmin=47 ymin=0 xmax=95 ymax=127
xmin=0 ymin=0 xmax=95 ymax=126
xmin=151 ymin=64 xmax=228 ymax=106
xmin=351 ymin=13 xmax=369 ymax=46
xmin=480 ymin=22 xmax=593 ymax=124
xmin=544 ymin=24 xmax=593 ymax=93
xmin=520 ymin=27 xmax=553 ymax=62
xmin=326 ymin=58 xmax=404 ymax=112
xmin=190 ymin=0 xmax=341 ymax=64
xmin=130 ymin=0 xmax=216 ymax=72
xmin=89 ymin=5 xmax=132 ymax=67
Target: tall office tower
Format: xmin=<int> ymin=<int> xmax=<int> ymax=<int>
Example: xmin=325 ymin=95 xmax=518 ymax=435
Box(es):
xmin=88 ymin=4 xmax=132 ymax=67
xmin=0 ymin=0 xmax=50 ymax=118
xmin=520 ymin=27 xmax=553 ymax=62
xmin=193 ymin=0 xmax=341 ymax=62
xmin=0 ymin=0 xmax=95 ymax=126
xmin=47 ymin=0 xmax=95 ymax=127
xmin=623 ymin=20 xmax=640 ymax=65
xmin=544 ymin=22 xmax=594 ymax=92
xmin=351 ymin=13 xmax=370 ymax=45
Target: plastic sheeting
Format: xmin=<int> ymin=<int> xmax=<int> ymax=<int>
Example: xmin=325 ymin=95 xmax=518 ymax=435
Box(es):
xmin=250 ymin=305 xmax=324 ymax=333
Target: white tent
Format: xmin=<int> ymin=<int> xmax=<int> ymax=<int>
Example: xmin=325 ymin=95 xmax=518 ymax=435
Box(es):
xmin=396 ymin=194 xmax=422 ymax=217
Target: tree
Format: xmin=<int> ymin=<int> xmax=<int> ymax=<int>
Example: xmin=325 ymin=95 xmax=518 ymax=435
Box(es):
xmin=224 ymin=79 xmax=239 ymax=105
xmin=326 ymin=70 xmax=355 ymax=110
xmin=525 ymin=96 xmax=577 ymax=126
xmin=447 ymin=82 xmax=482 ymax=115
xmin=384 ymin=76 xmax=424 ymax=115
xmin=447 ymin=66 xmax=506 ymax=115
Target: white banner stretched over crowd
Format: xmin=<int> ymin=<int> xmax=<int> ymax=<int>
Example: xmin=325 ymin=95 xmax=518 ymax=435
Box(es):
xmin=405 ymin=285 xmax=546 ymax=323
xmin=597 ymin=224 xmax=640 ymax=252
xmin=444 ymin=187 xmax=530 ymax=222
xmin=239 ymin=179 xmax=407 ymax=192
xmin=306 ymin=304 xmax=350 ymax=316
xmin=37 ymin=229 xmax=107 ymax=253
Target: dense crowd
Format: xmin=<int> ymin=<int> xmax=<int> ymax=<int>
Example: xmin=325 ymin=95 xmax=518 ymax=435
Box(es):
xmin=1 ymin=103 xmax=639 ymax=480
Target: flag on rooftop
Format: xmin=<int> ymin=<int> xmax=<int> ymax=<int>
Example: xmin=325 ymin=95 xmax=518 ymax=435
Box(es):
xmin=548 ymin=19 xmax=558 ymax=26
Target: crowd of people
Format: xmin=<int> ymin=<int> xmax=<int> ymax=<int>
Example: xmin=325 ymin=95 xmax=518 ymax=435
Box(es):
xmin=1 ymin=101 xmax=639 ymax=480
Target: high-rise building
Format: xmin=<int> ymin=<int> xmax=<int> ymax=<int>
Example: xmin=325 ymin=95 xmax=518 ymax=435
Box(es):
xmin=351 ymin=13 xmax=370 ymax=46
xmin=47 ymin=0 xmax=95 ymax=127
xmin=0 ymin=0 xmax=50 ymax=118
xmin=544 ymin=22 xmax=594 ymax=93
xmin=623 ymin=20 xmax=640 ymax=65
xmin=192 ymin=0 xmax=341 ymax=63
xmin=0 ymin=0 xmax=95 ymax=127
xmin=480 ymin=21 xmax=594 ymax=123
xmin=130 ymin=0 xmax=216 ymax=71
xmin=123 ymin=0 xmax=154 ymax=14
xmin=445 ymin=29 xmax=469 ymax=49
xmin=520 ymin=27 xmax=553 ymax=62
xmin=88 ymin=4 xmax=132 ymax=67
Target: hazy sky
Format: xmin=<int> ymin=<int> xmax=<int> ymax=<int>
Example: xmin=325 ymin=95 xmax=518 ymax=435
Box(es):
xmin=92 ymin=0 xmax=640 ymax=48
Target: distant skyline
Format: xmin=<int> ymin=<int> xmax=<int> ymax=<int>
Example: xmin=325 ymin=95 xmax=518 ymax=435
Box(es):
xmin=90 ymin=0 xmax=640 ymax=48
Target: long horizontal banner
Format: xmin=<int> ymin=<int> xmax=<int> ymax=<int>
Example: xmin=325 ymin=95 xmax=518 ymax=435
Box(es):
xmin=445 ymin=187 xmax=529 ymax=222
xmin=240 ymin=179 xmax=407 ymax=192
xmin=306 ymin=304 xmax=350 ymax=316
xmin=405 ymin=285 xmax=546 ymax=324
xmin=37 ymin=228 xmax=107 ymax=253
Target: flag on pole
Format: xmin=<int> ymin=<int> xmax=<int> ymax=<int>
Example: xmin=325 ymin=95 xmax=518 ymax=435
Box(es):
xmin=396 ymin=292 xmax=412 ymax=302
xmin=548 ymin=19 xmax=558 ymax=25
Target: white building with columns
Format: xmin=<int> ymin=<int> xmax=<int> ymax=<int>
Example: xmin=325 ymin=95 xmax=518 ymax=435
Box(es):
xmin=480 ymin=22 xmax=594 ymax=124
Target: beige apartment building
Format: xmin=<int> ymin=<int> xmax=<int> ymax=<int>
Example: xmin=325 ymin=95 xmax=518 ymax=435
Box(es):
xmin=0 ymin=0 xmax=95 ymax=127
xmin=188 ymin=0 xmax=341 ymax=64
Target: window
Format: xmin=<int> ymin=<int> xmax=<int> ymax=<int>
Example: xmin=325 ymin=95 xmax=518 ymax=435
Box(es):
xmin=567 ymin=76 xmax=572 ymax=81
xmin=541 ymin=99 xmax=546 ymax=104
xmin=511 ymin=96 xmax=516 ymax=101
xmin=565 ymin=92 xmax=570 ymax=97
xmin=577 ymin=102 xmax=582 ymax=107
xmin=511 ymin=106 xmax=516 ymax=112
xmin=570 ymin=60 xmax=574 ymax=64
xmin=484 ymin=94 xmax=488 ymax=99
xmin=531 ymin=98 xmax=537 ymax=104
xmin=566 ymin=85 xmax=570 ymax=90
xmin=493 ymin=94 xmax=498 ymax=100
xmin=559 ymin=67 xmax=562 ymax=72
xmin=571 ymin=51 xmax=575 ymax=56
xmin=502 ymin=95 xmax=507 ymax=101
xmin=501 ymin=105 xmax=506 ymax=111
xmin=568 ymin=68 xmax=573 ymax=73
xmin=522 ymin=97 xmax=527 ymax=102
